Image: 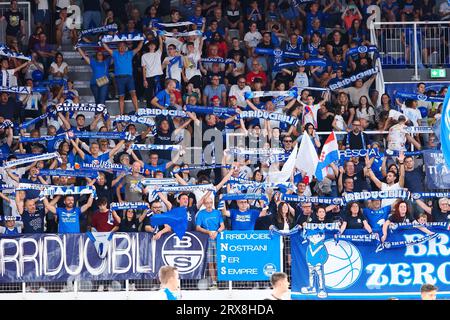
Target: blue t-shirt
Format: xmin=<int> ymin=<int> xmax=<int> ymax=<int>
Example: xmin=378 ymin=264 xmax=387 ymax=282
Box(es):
xmin=112 ymin=50 xmax=134 ymax=76
xmin=363 ymin=206 xmax=391 ymax=232
xmin=143 ymin=163 xmax=167 ymax=176
xmin=22 ymin=208 xmax=45 ymax=233
xmin=196 ymin=209 xmax=223 ymax=231
xmin=155 ymin=89 xmax=171 ymax=108
xmin=84 ymin=152 xmax=110 ymax=165
xmin=229 ymin=209 xmax=260 ymax=230
xmin=56 ymin=207 xmax=81 ymax=233
xmin=89 ymin=57 xmax=111 ymax=85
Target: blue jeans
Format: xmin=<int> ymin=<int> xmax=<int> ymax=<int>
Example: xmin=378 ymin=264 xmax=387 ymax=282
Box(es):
xmin=83 ymin=11 xmax=101 ymax=29
xmin=90 ymin=83 xmax=108 ymax=105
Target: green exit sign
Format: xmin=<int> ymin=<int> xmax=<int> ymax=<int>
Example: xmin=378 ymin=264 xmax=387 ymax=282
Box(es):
xmin=430 ymin=68 xmax=446 ymax=78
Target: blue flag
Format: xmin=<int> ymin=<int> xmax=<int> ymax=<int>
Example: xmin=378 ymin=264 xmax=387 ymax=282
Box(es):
xmin=441 ymin=86 xmax=450 ymax=168
xmin=150 ymin=207 xmax=188 ymax=240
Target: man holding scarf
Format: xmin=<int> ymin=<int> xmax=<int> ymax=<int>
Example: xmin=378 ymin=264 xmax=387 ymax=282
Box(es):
xmin=43 ymin=193 xmax=94 ymax=233
xmin=102 ymin=40 xmax=143 ymax=114
xmin=70 ymin=137 xmax=125 ymax=165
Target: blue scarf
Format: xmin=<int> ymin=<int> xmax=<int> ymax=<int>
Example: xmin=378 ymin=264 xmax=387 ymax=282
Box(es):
xmin=137 ymin=108 xmax=188 ymax=118
xmin=110 ymin=202 xmax=149 ymax=211
xmin=282 ymin=194 xmax=343 ymax=205
xmin=172 ymin=164 xmax=231 ymax=174
xmin=345 ymin=45 xmax=379 ymax=59
xmin=201 ymin=57 xmax=236 ymax=65
xmin=276 ymin=58 xmax=327 ymax=69
xmin=101 ymin=33 xmax=146 ymax=43
xmin=0 ymin=44 xmax=31 ymax=61
xmin=79 ymin=24 xmax=118 ymax=37
xmin=328 ymin=67 xmax=379 ymax=90
xmin=37 ymin=169 xmax=99 ymax=179
xmin=113 ymin=115 xmax=156 ymax=127
xmin=237 ymin=110 xmax=298 ymax=126
xmin=19 ymin=113 xmax=50 ymax=130
xmin=130 ymin=144 xmax=181 ymax=151
xmin=185 ymin=105 xmax=237 ymax=117
xmin=168 ymin=56 xmax=182 ymax=79
xmin=395 ymin=92 xmax=445 ymax=103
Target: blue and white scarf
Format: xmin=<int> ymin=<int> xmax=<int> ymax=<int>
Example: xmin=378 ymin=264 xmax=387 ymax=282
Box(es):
xmin=404 ymin=126 xmax=434 ymax=134
xmin=0 ymin=44 xmax=31 ymax=61
xmin=3 ymin=152 xmax=60 ymax=168
xmin=130 ymin=144 xmax=181 ymax=151
xmin=339 ymin=148 xmax=381 ymax=159
xmin=19 ymin=113 xmax=51 ymax=130
xmin=276 ymin=58 xmax=327 ymax=69
xmin=65 ymin=130 xmax=131 ymax=141
xmin=185 ymin=105 xmax=236 ymax=117
xmin=172 ymin=164 xmax=231 ymax=174
xmin=155 ymin=184 xmax=216 ymax=193
xmin=79 ymin=24 xmax=118 ymax=37
xmin=345 ymin=45 xmax=379 ymax=59
xmin=101 ymin=33 xmax=146 ymax=43
xmin=395 ymin=92 xmax=444 ymax=103
xmin=158 ymin=30 xmax=202 ymax=37
xmin=244 ymin=90 xmax=297 ymax=100
xmin=113 ymin=115 xmax=156 ymax=126
xmin=56 ymin=102 xmax=108 ymax=115
xmin=343 ymin=190 xmax=409 ymax=204
xmin=328 ymin=67 xmax=379 ymax=90
xmin=86 ymin=231 xmax=114 ymax=259
xmin=237 ymin=110 xmax=298 ymax=126
xmin=201 ymin=57 xmax=236 ymax=65
xmin=155 ymin=21 xmax=194 ymax=29
xmin=282 ymin=193 xmax=343 ymax=205
xmin=0 ymin=86 xmax=31 ymax=94
xmin=137 ymin=108 xmax=188 ymax=118
xmin=39 ymin=185 xmax=97 ymax=199
xmin=79 ymin=162 xmax=130 ymax=173
xmin=37 ymin=169 xmax=99 ymax=179
xmin=139 ymin=178 xmax=178 ymax=186
xmin=110 ymin=202 xmax=149 ymax=211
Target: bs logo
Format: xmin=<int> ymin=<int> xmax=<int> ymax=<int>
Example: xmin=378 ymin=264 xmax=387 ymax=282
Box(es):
xmin=161 ymin=232 xmax=205 ymax=274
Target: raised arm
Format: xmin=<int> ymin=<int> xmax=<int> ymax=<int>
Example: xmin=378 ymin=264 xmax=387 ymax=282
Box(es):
xmin=102 ymin=42 xmax=113 ymax=55
xmin=77 ymin=47 xmax=90 ymax=64
xmin=70 ymin=138 xmax=86 ymax=160
xmin=81 ymin=194 xmax=94 ymax=213
xmin=397 ymin=151 xmax=405 ymax=188
xmin=157 ymin=192 xmax=173 ymax=211
xmin=415 ymin=199 xmax=432 ymax=215
xmin=109 ymin=139 xmax=125 ymax=159
xmin=133 ymin=41 xmax=144 ymax=55
xmin=43 ymin=197 xmax=57 ymax=214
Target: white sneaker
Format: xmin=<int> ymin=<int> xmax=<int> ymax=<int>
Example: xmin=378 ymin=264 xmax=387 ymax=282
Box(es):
xmin=317 ymin=290 xmax=328 ymax=299
xmin=97 ymin=284 xmax=104 ymax=292
xmin=129 ymin=283 xmax=136 ymax=291
xmin=301 ymin=287 xmax=317 ymax=294
xmin=38 ymin=286 xmax=48 ymax=293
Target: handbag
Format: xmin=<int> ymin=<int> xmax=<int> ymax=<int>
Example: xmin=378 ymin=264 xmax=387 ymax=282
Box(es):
xmin=96 ymin=75 xmax=109 ymax=87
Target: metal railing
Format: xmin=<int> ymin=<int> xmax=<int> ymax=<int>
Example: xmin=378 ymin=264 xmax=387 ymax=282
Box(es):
xmin=370 ymin=21 xmax=450 ymax=80
xmin=0 ymin=1 xmax=31 ymax=48
xmin=0 ymin=237 xmax=290 ymax=294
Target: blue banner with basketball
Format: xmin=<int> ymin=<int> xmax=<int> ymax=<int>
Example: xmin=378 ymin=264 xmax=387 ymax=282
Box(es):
xmin=217 ymin=231 xmax=282 ymax=281
xmin=0 ymin=232 xmax=208 ymax=282
xmin=291 ymin=226 xmax=450 ymax=299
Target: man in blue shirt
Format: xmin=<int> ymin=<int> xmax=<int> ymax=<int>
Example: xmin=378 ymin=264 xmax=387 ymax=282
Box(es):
xmin=196 ymin=193 xmax=225 ymax=289
xmin=221 ymin=199 xmax=269 ymax=230
xmin=70 ymin=137 xmax=125 ymax=165
xmin=102 ymin=40 xmax=143 ymax=114
xmin=151 ymin=79 xmax=177 ymax=110
xmin=43 ymin=194 xmax=94 ymax=233
xmin=362 ymin=199 xmax=391 ymax=233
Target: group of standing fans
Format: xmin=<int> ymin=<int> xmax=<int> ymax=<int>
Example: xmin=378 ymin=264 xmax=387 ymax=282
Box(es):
xmin=0 ymin=0 xmax=448 ymax=290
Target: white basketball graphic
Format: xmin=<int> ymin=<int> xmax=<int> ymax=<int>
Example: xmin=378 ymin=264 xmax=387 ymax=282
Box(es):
xmin=323 ymin=239 xmax=362 ymax=290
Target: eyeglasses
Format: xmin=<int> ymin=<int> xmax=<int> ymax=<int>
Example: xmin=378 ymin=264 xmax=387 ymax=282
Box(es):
xmin=283 ymin=140 xmax=293 ymax=143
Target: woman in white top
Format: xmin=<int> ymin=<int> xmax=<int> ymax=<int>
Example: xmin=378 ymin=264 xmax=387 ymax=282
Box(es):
xmin=332 ymin=105 xmax=348 ymax=131
xmin=49 ymin=52 xmax=68 ymax=80
xmin=142 ymin=36 xmax=164 ymax=106
xmin=293 ymin=65 xmax=309 ymax=89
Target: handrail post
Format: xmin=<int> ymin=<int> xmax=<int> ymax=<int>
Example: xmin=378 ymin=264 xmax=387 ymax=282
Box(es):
xmin=412 ymin=22 xmax=420 ymax=80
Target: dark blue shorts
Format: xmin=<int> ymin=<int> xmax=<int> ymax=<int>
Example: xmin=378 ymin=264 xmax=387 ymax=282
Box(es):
xmin=116 ymin=75 xmax=135 ymax=96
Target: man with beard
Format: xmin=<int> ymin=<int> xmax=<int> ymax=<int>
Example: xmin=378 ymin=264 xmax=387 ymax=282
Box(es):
xmin=43 ymin=194 xmax=94 ymax=233
xmin=344 ymin=119 xmax=371 ymax=150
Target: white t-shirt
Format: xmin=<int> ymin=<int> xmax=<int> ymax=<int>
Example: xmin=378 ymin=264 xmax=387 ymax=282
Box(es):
xmin=38 ymin=0 xmax=49 ymax=10
xmin=229 ymin=84 xmax=251 ymax=108
xmin=302 ymin=103 xmax=320 ymax=128
xmin=244 ymin=31 xmax=262 ymax=48
xmin=1 ymin=69 xmax=17 ymax=87
xmin=401 ymin=105 xmax=422 ymax=127
xmin=381 ymin=183 xmax=402 ymax=208
xmin=334 ymin=114 xmax=346 ymax=131
xmin=356 ymin=106 xmax=375 ymax=122
xmin=20 ymin=92 xmax=41 ymax=110
xmin=153 ymin=288 xmax=181 ymax=300
xmin=163 ymin=56 xmax=183 ymax=83
xmin=388 ymin=109 xmax=408 ymax=121
xmin=141 ymin=50 xmax=163 ymax=77
xmin=440 ymin=2 xmax=450 ymax=19
xmin=56 ymin=0 xmax=70 ymax=9
xmin=184 ymin=51 xmax=202 ymax=80
xmin=294 ymin=72 xmax=309 ymax=89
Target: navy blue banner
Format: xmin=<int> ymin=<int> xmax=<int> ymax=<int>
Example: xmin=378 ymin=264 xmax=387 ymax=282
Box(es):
xmin=422 ymin=150 xmax=450 ymax=189
xmin=291 ymin=227 xmax=450 ymax=299
xmin=0 ymin=232 xmax=208 ymax=282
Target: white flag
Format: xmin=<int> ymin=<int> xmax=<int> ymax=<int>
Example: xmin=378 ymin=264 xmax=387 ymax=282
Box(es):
xmin=268 ymin=143 xmax=298 ymax=183
xmin=295 ymin=134 xmax=319 ymax=178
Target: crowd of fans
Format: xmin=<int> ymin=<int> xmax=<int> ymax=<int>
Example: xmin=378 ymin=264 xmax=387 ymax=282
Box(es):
xmin=0 ymin=0 xmax=448 ymax=288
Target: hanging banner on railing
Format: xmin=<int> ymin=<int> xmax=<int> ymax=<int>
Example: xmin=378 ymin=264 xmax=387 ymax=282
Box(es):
xmin=395 ymin=92 xmax=445 ymax=103
xmin=422 ymin=150 xmax=450 ymax=189
xmin=291 ymin=226 xmax=450 ymax=300
xmin=0 ymin=232 xmax=208 ymax=282
xmin=217 ymin=231 xmax=282 ymax=281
